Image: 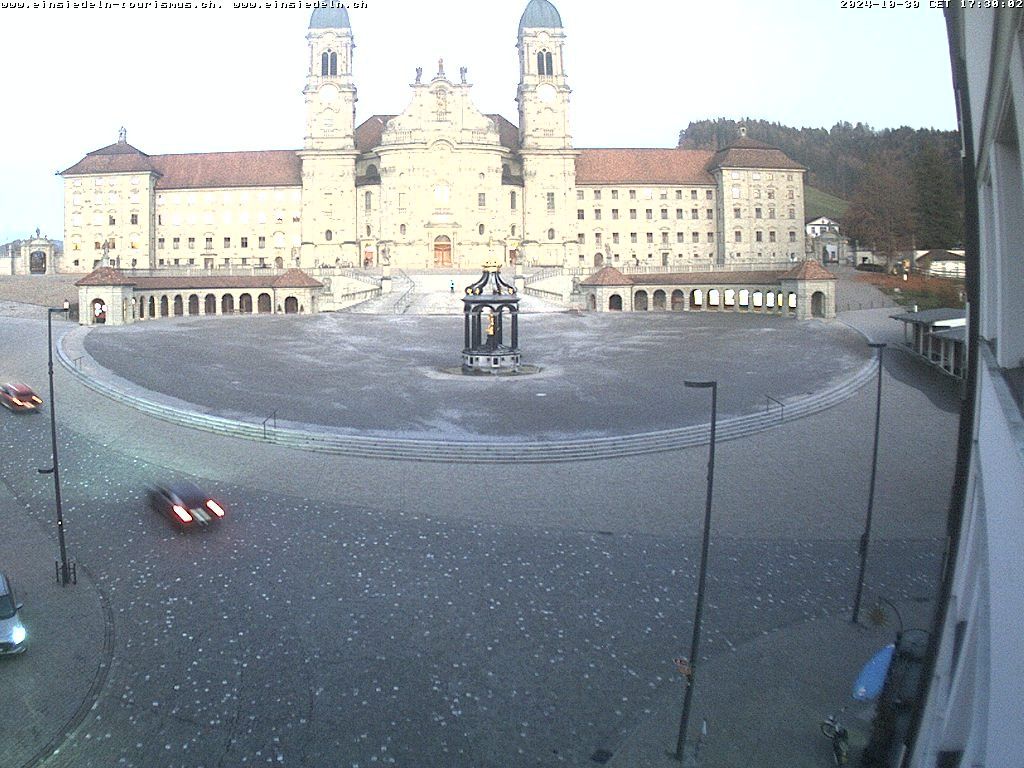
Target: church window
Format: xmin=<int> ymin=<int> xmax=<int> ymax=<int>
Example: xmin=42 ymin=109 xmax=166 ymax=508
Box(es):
xmin=479 ymin=224 xmax=485 ymax=235
xmin=478 ymin=193 xmax=486 ymax=208
xmin=546 ymin=192 xmax=555 ymax=211
xmin=366 ymin=164 xmax=379 ymax=179
xmin=511 ymin=225 xmax=516 ymax=236
xmin=755 ymin=207 xmax=762 ymax=219
xmin=734 ymin=230 xmax=742 ymax=242
xmin=577 ymin=209 xmax=585 ymax=220
xmin=322 ymin=52 xmax=328 ymax=75
xmin=756 ymin=231 xmax=763 ymax=242
xmin=661 ymin=232 xmax=669 ymax=244
xmin=547 ymin=228 xmax=555 ymax=240
xmin=707 ymin=209 xmax=714 ymax=219
xmin=364 ymin=191 xmax=372 ymax=212
xmin=630 ymin=233 xmax=637 ymax=243
xmin=400 ymin=225 xmax=406 ymax=236
xmin=677 ymin=233 xmax=685 ymax=243
xmin=646 ymin=233 xmax=654 ymax=244
xmin=690 ymin=208 xmax=698 ymax=219
xmin=676 ymin=209 xmax=683 ymax=219
xmin=594 ymin=209 xmax=601 ymax=220
xmin=330 ymin=52 xmax=338 ymax=76
xmin=510 ymin=191 xmax=517 ymax=210
xmin=691 ymin=232 xmax=699 ymax=243
xmin=365 ymin=225 xmax=371 ymax=236
xmin=769 ymin=231 xmax=776 ymax=243
xmin=109 ymin=215 xmax=116 ymax=225
xmin=629 ymin=209 xmax=637 ymax=220
xmin=788 ymin=207 xmax=796 ymax=219
xmin=259 ymin=236 xmax=266 ymax=248
xmin=733 ymin=207 xmax=741 ymax=218
xmin=611 ymin=190 xmax=619 ymax=200
xmin=612 ymin=209 xmax=619 ymax=220
xmin=325 ymin=230 xmax=333 ymax=241
xmin=660 ymin=191 xmax=668 ymax=200
xmin=173 ymin=237 xmax=180 ymax=249
xmin=188 ymin=237 xmax=195 ymax=249
xmin=578 ymin=233 xmax=585 ymax=244
xmin=593 ymin=190 xmax=601 ymax=200
xmin=241 ymin=237 xmax=248 ymax=248
xmin=768 ymin=208 xmax=775 ymax=219
xmin=612 ymin=233 xmax=619 ymax=244
xmin=130 ymin=213 xmax=139 ymax=225
xmin=595 ymin=233 xmax=602 ymax=245
xmin=629 ymin=190 xmax=636 ymax=200
xmin=537 ymin=50 xmax=554 ymax=76
xmin=205 ymin=237 xmax=213 ymax=249
xmin=789 ymin=231 xmax=797 ymax=242
xmin=158 ymin=237 xmax=165 ymax=249
xmin=224 ymin=237 xmax=231 ymax=248
xmin=706 ymin=190 xmax=713 ymax=199
xmin=646 ymin=209 xmax=653 ymax=220
xmin=577 ymin=190 xmax=584 ymax=200
xmin=708 ymin=232 xmax=714 ymax=242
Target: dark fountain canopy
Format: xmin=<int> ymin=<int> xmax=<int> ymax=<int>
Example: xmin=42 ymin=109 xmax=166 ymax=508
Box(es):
xmin=461 ymin=261 xmax=522 ymax=374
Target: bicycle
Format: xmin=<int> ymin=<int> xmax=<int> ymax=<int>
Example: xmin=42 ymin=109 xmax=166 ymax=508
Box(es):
xmin=820 ymin=711 xmax=849 ymax=765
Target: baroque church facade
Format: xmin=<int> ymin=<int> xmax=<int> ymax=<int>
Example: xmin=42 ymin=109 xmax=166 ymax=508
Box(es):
xmin=60 ymin=0 xmax=807 ymax=274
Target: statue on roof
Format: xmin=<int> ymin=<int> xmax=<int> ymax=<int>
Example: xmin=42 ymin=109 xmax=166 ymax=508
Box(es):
xmin=35 ymin=227 xmax=41 ymax=238
xmin=459 ymin=66 xmax=467 ymax=84
xmin=118 ymin=126 xmax=127 ymax=143
xmin=415 ymin=66 xmax=422 ymax=84
xmin=437 ymin=57 xmax=444 ymax=77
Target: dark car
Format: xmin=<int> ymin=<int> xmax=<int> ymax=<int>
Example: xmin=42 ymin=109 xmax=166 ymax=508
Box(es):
xmin=854 ymin=262 xmax=888 ymax=273
xmin=0 ymin=572 xmax=27 ymax=656
xmin=148 ymin=482 xmax=226 ymax=528
xmin=0 ymin=383 xmax=43 ymax=412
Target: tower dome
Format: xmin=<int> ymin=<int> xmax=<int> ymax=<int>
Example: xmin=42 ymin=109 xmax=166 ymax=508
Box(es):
xmin=309 ymin=6 xmax=351 ymax=29
xmin=518 ymin=0 xmax=562 ymax=31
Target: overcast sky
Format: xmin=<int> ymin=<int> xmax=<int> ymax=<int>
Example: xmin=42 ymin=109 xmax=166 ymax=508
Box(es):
xmin=0 ymin=0 xmax=956 ymax=245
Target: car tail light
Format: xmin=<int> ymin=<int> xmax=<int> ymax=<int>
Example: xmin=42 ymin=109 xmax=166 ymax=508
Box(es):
xmin=11 ymin=398 xmax=24 ymax=406
xmin=31 ymin=396 xmax=42 ymax=403
xmin=206 ymin=499 xmax=225 ymax=517
xmin=172 ymin=504 xmax=192 ymax=523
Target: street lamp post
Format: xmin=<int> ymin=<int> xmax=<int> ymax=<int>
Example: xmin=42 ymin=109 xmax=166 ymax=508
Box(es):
xmin=674 ymin=380 xmax=718 ymax=763
xmin=40 ymin=301 xmax=72 ymax=585
xmin=851 ymin=342 xmax=887 ymax=623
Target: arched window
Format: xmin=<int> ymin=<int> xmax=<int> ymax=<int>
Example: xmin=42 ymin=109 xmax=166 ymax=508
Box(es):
xmin=366 ymin=164 xmax=378 ymax=179
xmin=329 ymin=51 xmax=338 ymax=76
xmin=547 ymin=228 xmax=555 ymax=240
xmin=536 ymin=51 xmax=546 ymax=75
xmin=400 ymin=224 xmax=407 ymax=236
xmin=537 ymin=50 xmax=553 ymax=75
xmin=364 ymin=191 xmax=372 ymax=212
xmin=545 ymin=51 xmax=554 ymax=75
xmin=479 ymin=224 xmax=485 ymax=235
xmin=325 ymin=229 xmax=333 ymax=242
xmin=321 ymin=52 xmax=329 ymax=76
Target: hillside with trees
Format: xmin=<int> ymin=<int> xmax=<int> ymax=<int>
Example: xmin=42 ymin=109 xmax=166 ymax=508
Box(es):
xmin=678 ymin=119 xmax=963 ymax=259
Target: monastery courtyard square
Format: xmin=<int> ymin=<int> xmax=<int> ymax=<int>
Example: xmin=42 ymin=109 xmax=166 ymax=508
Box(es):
xmin=79 ymin=298 xmax=869 ymax=441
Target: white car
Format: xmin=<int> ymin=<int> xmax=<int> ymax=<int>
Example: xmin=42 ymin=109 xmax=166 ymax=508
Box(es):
xmin=0 ymin=572 xmax=27 ymax=656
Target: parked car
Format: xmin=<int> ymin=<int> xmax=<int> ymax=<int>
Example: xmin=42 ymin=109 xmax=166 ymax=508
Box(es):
xmin=855 ymin=262 xmax=888 ymax=273
xmin=0 ymin=382 xmax=43 ymax=412
xmin=0 ymin=572 xmax=27 ymax=656
xmin=148 ymin=482 xmax=226 ymax=529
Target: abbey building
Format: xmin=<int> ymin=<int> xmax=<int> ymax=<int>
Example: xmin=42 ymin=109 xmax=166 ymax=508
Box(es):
xmin=60 ymin=0 xmax=807 ymax=274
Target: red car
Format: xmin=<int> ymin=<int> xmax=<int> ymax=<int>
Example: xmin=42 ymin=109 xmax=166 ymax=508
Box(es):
xmin=0 ymin=383 xmax=43 ymax=412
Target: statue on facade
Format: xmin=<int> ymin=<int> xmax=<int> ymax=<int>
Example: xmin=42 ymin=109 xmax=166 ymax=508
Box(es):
xmin=437 ymin=58 xmax=444 ymax=77
xmin=459 ymin=66 xmax=467 ymax=84
xmin=415 ymin=66 xmax=422 ymax=84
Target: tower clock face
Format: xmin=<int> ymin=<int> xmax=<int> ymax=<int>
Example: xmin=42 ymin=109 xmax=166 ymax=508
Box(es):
xmin=319 ymin=84 xmax=338 ymax=103
xmin=537 ymin=83 xmax=556 ymax=103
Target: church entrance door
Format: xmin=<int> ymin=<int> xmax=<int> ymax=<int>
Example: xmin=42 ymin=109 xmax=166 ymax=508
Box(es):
xmin=434 ymin=236 xmax=452 ymax=268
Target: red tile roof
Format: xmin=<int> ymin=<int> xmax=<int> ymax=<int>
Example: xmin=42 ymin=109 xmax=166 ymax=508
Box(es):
xmin=779 ymin=261 xmax=837 ymax=280
xmin=707 ymin=136 xmax=805 ymax=172
xmin=75 ymin=268 xmax=322 ymax=290
xmin=579 ymin=266 xmax=629 ymax=286
xmin=150 ymin=150 xmax=301 ymax=190
xmin=75 ymin=267 xmax=138 ymax=286
xmin=354 ymin=114 xmax=521 ymax=152
xmin=576 ymin=149 xmax=716 ymax=185
xmin=61 ymin=142 xmax=159 ymax=176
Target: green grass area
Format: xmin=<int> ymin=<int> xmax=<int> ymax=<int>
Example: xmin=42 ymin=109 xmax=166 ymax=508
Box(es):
xmin=883 ymin=286 xmax=965 ymax=311
xmin=804 ymin=186 xmax=849 ymax=222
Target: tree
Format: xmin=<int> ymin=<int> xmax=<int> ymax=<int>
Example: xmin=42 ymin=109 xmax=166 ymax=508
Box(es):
xmin=913 ymin=140 xmax=963 ymax=249
xmin=843 ymin=152 xmax=916 ymax=269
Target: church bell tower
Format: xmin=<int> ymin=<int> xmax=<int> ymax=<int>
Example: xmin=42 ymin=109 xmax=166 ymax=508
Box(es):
xmin=516 ymin=0 xmax=577 ymax=266
xmin=299 ymin=7 xmax=359 ymax=267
